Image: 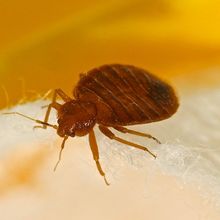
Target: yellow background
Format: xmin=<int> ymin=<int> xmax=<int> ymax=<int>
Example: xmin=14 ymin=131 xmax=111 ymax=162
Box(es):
xmin=0 ymin=0 xmax=220 ymax=108
xmin=1 ymin=2 xmax=220 ymax=217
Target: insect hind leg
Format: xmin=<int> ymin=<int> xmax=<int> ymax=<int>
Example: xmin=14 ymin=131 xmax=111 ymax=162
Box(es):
xmin=113 ymin=126 xmax=161 ymax=144
xmin=99 ymin=125 xmax=156 ymax=159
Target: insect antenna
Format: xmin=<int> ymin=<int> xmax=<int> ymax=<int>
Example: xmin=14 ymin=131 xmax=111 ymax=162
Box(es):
xmin=54 ymin=136 xmax=69 ymax=171
xmin=3 ymin=112 xmax=58 ymax=129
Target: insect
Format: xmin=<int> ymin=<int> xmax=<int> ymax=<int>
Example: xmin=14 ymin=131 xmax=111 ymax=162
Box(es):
xmin=6 ymin=64 xmax=179 ymax=185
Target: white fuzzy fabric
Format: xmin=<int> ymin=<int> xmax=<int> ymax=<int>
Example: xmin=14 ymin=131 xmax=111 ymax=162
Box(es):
xmin=97 ymin=88 xmax=220 ymax=208
xmin=0 ymin=100 xmax=57 ymax=157
xmin=1 ymin=88 xmax=220 ymax=211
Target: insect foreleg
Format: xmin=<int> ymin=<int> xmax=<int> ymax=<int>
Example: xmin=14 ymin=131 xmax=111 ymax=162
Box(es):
xmin=40 ymin=89 xmax=72 ymax=129
xmin=99 ymin=125 xmax=156 ymax=159
xmin=113 ymin=126 xmax=161 ymax=144
xmin=89 ymin=129 xmax=110 ymax=186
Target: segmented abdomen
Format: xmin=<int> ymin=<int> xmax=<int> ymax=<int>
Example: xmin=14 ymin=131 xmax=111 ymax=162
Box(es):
xmin=74 ymin=64 xmax=179 ymax=126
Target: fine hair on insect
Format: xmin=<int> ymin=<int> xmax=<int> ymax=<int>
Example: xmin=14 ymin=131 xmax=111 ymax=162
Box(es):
xmin=4 ymin=64 xmax=179 ymax=185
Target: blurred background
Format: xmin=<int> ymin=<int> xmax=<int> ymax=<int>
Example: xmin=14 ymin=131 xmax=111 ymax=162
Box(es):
xmin=1 ymin=1 xmax=220 ymax=219
xmin=0 ymin=0 xmax=220 ymax=109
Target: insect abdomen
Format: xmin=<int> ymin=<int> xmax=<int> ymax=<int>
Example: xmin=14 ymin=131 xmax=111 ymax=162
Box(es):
xmin=74 ymin=64 xmax=179 ymax=126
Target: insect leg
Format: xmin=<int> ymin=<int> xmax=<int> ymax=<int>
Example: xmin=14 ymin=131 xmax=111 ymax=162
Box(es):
xmin=113 ymin=126 xmax=161 ymax=144
xmin=39 ymin=89 xmax=72 ymax=129
xmin=89 ymin=129 xmax=110 ymax=186
xmin=54 ymin=88 xmax=72 ymax=102
xmin=99 ymin=125 xmax=156 ymax=159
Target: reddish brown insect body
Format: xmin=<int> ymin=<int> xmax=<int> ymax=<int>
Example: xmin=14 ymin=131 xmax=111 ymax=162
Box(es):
xmin=7 ymin=64 xmax=179 ymax=185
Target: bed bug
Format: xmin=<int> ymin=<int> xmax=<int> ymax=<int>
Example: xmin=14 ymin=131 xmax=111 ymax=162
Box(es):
xmin=6 ymin=64 xmax=179 ymax=185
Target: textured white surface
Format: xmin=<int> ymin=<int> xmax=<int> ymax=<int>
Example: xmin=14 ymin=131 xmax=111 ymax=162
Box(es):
xmin=96 ymin=89 xmax=220 ymax=204
xmin=0 ymin=100 xmax=57 ymax=157
xmin=0 ymin=89 xmax=220 ymax=219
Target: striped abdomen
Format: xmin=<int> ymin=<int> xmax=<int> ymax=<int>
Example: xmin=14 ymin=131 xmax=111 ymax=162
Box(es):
xmin=74 ymin=64 xmax=179 ymax=126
